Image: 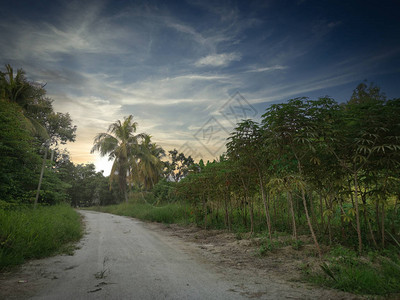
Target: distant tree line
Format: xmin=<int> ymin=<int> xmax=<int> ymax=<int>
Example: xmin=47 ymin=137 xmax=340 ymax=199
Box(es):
xmin=90 ymin=114 xmax=195 ymax=203
xmin=0 ymin=64 xmax=195 ymax=208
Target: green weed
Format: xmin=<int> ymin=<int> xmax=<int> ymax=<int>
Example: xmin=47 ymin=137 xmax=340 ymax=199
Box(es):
xmin=258 ymin=239 xmax=279 ymax=256
xmin=305 ymin=246 xmax=400 ymax=296
xmin=0 ymin=204 xmax=82 ymax=269
xmin=291 ymin=239 xmax=304 ymax=250
xmin=90 ymin=202 xmax=189 ymax=224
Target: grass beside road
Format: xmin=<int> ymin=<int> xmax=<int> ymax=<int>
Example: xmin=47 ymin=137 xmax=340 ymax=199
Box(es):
xmin=0 ymin=204 xmax=83 ymax=269
xmin=301 ymin=245 xmax=400 ymax=296
xmin=90 ymin=202 xmax=190 ymax=224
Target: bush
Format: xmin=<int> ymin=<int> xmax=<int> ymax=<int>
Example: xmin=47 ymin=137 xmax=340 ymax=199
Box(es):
xmin=91 ymin=202 xmax=189 ymax=224
xmin=306 ymin=246 xmax=400 ymax=295
xmin=152 ymin=179 xmax=176 ymax=203
xmin=0 ymin=204 xmax=82 ymax=269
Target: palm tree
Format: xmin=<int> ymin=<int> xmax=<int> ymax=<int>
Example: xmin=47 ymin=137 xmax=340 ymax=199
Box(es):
xmin=0 ymin=64 xmax=49 ymax=139
xmin=134 ymin=135 xmax=166 ymax=190
xmin=91 ymin=115 xmax=141 ymax=202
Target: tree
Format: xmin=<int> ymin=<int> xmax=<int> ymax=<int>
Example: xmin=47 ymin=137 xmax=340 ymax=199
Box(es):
xmin=227 ymin=119 xmax=268 ymax=235
xmin=91 ymin=115 xmax=142 ymax=202
xmin=0 ymin=64 xmax=49 ymax=139
xmin=329 ymin=83 xmax=400 ymax=253
xmin=0 ymin=100 xmax=41 ymax=207
xmin=58 ymin=162 xmax=117 ymax=207
xmin=262 ymin=98 xmax=322 ymax=257
xmin=134 ymin=135 xmax=166 ymax=190
xmin=165 ymin=149 xmax=195 ymax=182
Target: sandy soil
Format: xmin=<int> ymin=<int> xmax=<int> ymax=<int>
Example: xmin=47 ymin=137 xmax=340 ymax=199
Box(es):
xmin=143 ymin=222 xmax=365 ymax=300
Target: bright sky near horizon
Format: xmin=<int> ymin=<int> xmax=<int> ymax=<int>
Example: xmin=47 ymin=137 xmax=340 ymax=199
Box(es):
xmin=1 ymin=0 xmax=399 ymax=175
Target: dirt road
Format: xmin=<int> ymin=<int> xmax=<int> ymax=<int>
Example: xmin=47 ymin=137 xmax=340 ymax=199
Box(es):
xmin=1 ymin=211 xmax=356 ymax=299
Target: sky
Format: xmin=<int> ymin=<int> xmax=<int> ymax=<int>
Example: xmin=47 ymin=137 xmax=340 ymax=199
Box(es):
xmin=1 ymin=0 xmax=400 ymax=175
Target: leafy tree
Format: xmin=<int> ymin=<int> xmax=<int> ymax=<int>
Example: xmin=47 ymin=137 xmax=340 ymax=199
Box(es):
xmin=0 ymin=100 xmax=41 ymax=207
xmin=227 ymin=119 xmax=266 ymax=235
xmin=91 ymin=115 xmax=143 ymax=202
xmin=134 ymin=135 xmax=166 ymax=190
xmin=262 ymin=98 xmax=322 ymax=257
xmin=172 ymin=82 xmax=400 ymax=257
xmin=165 ymin=149 xmax=195 ymax=182
xmin=0 ymin=64 xmax=49 ymax=139
xmin=329 ymin=83 xmax=400 ymax=252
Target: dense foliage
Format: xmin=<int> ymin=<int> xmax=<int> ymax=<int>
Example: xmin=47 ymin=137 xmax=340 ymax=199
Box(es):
xmin=0 ymin=65 xmax=120 ymax=208
xmin=90 ymin=114 xmax=195 ymax=204
xmin=0 ymin=101 xmax=41 ymax=207
xmin=173 ymin=82 xmax=400 ymax=255
xmin=0 ymin=64 xmax=111 ymax=268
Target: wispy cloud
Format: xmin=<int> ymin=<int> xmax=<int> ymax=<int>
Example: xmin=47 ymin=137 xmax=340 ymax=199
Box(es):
xmin=245 ymin=65 xmax=288 ymax=73
xmin=195 ymin=52 xmax=242 ymax=67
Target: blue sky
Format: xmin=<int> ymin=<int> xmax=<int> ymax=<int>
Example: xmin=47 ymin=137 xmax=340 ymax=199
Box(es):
xmin=1 ymin=0 xmax=399 ymax=174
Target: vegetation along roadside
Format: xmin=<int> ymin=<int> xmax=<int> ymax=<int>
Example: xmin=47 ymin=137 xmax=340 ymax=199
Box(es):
xmin=0 ymin=204 xmax=82 ymax=269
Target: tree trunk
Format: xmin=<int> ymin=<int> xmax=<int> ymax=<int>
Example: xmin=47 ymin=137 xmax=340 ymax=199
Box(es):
xmin=287 ymin=191 xmax=297 ymax=240
xmin=34 ymin=146 xmax=48 ymax=209
xmin=319 ymin=194 xmax=325 ymax=230
xmin=381 ymin=202 xmax=385 ymax=248
xmin=273 ymin=195 xmax=277 ymax=229
xmin=240 ymin=177 xmax=249 ymax=229
xmin=224 ymin=192 xmax=229 ymax=229
xmin=249 ymin=198 xmax=254 ymax=234
xmin=308 ymin=190 xmax=318 ymax=230
xmin=376 ymin=199 xmax=381 ymax=238
xmin=325 ymin=195 xmax=332 ymax=245
xmin=362 ymin=196 xmax=378 ymax=248
xmin=242 ymin=197 xmax=247 ymax=228
xmin=203 ymin=194 xmax=207 ymax=230
xmin=391 ymin=196 xmax=399 ymax=234
xmin=301 ymin=188 xmax=322 ymax=259
xmin=353 ymin=172 xmax=363 ymax=254
xmin=259 ymin=172 xmax=272 ymax=239
xmin=340 ymin=197 xmax=346 ymax=240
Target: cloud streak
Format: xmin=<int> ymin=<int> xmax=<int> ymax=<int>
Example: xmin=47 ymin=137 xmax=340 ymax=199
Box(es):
xmin=195 ymin=52 xmax=242 ymax=67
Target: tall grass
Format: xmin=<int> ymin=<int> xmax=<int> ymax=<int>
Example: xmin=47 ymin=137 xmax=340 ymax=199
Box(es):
xmin=303 ymin=246 xmax=400 ymax=295
xmin=0 ymin=204 xmax=82 ymax=269
xmin=92 ymin=202 xmax=190 ymax=224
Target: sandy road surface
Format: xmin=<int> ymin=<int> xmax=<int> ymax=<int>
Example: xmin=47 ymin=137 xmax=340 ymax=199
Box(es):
xmin=1 ymin=210 xmax=355 ymax=299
